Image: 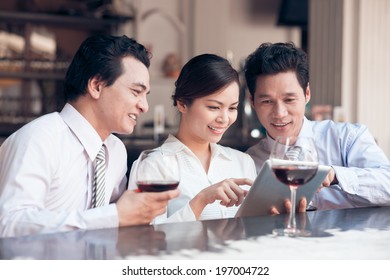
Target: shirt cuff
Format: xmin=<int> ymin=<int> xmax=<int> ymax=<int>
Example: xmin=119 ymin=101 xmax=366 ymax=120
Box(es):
xmin=159 ymin=202 xmax=197 ymax=224
xmin=83 ymin=204 xmax=119 ymax=230
xmin=332 ymin=165 xmax=359 ymax=194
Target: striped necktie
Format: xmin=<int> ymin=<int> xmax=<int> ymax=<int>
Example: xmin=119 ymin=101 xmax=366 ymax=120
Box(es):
xmin=92 ymin=145 xmax=106 ymax=208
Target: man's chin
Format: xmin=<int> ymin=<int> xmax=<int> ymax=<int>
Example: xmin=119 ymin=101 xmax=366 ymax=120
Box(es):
xmin=268 ymin=130 xmax=290 ymax=140
xmin=115 ymin=127 xmax=135 ymax=136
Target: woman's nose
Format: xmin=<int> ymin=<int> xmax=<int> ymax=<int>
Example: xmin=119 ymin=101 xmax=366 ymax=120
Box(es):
xmin=216 ymin=110 xmax=229 ymax=123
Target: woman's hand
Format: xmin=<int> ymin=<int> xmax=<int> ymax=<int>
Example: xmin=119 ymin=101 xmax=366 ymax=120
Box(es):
xmin=190 ymin=178 xmax=253 ymax=219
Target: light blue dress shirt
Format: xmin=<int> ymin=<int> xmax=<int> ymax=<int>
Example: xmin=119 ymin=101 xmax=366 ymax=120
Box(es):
xmin=246 ymin=117 xmax=390 ymax=210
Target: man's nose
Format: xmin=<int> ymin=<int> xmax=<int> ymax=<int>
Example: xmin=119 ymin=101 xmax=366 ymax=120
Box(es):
xmin=272 ymin=101 xmax=287 ymax=117
xmin=137 ymin=95 xmax=149 ymax=113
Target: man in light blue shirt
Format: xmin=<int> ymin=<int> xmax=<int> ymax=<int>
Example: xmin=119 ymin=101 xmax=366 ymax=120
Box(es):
xmin=244 ymin=42 xmax=390 ymax=210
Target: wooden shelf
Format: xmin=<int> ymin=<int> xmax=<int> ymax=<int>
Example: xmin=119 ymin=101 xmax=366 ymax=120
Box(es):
xmin=0 ymin=69 xmax=66 ymax=80
xmin=0 ymin=71 xmax=65 ymax=80
xmin=0 ymin=11 xmax=133 ymax=31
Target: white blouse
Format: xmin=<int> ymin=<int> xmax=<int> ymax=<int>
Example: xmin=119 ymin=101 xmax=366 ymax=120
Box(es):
xmin=128 ymin=134 xmax=257 ymax=223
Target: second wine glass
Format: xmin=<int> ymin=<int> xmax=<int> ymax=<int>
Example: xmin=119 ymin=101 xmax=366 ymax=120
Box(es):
xmin=269 ymin=136 xmax=319 ymax=236
xmin=136 ymin=148 xmax=180 ymax=192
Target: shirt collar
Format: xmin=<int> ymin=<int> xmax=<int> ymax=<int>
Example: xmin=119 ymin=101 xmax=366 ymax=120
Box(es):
xmin=210 ymin=142 xmax=232 ymax=161
xmin=60 ymin=103 xmax=104 ymax=161
xmin=162 ymin=134 xmax=232 ymax=161
xmin=161 ymin=134 xmax=186 ymax=153
xmin=297 ymin=117 xmax=313 ymax=138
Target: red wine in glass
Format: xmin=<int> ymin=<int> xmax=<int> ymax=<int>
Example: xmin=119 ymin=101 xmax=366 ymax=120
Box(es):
xmin=135 ymin=148 xmax=181 ymax=193
xmin=272 ymin=165 xmax=318 ymax=188
xmin=137 ymin=180 xmax=179 ymax=192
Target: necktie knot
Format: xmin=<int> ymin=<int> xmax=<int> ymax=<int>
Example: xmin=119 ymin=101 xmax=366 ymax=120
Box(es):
xmin=96 ymin=146 xmax=105 ymax=161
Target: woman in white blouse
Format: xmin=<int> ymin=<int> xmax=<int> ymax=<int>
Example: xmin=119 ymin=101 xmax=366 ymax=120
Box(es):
xmin=129 ymin=54 xmax=257 ymax=223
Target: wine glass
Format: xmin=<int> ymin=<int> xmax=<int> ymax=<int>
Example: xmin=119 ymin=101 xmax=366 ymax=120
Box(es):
xmin=135 ymin=148 xmax=180 ymax=192
xmin=269 ymin=136 xmax=319 ymax=236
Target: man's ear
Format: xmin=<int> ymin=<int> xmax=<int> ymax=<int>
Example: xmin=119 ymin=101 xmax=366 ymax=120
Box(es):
xmin=177 ymin=100 xmax=187 ymax=113
xmin=87 ymin=76 xmax=103 ymax=100
xmin=250 ymin=95 xmax=255 ymax=108
xmin=305 ymin=83 xmax=311 ymax=104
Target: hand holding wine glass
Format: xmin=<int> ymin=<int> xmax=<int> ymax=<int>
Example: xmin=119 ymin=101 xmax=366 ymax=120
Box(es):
xmin=136 ymin=148 xmax=180 ymax=192
xmin=270 ymin=136 xmax=319 ymax=236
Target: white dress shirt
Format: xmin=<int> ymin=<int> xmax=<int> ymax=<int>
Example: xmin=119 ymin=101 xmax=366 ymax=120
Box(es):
xmin=0 ymin=103 xmax=127 ymax=237
xmin=128 ymin=134 xmax=257 ymax=223
xmin=246 ymin=117 xmax=390 ymax=210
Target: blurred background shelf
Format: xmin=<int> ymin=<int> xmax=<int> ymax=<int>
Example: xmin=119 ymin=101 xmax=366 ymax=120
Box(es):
xmin=0 ymin=10 xmax=132 ymax=30
xmin=0 ymin=8 xmax=134 ymax=137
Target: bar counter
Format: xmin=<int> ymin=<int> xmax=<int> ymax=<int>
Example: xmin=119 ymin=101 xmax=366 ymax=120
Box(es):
xmin=1 ymin=206 xmax=389 ymax=260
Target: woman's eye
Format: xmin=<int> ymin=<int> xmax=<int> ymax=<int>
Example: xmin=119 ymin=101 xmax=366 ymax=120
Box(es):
xmin=261 ymin=100 xmax=272 ymax=104
xmin=229 ymin=107 xmax=238 ymax=111
xmin=208 ymin=106 xmax=219 ymax=110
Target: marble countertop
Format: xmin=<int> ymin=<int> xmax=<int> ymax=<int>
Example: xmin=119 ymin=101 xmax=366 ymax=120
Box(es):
xmin=1 ymin=206 xmax=389 ymax=260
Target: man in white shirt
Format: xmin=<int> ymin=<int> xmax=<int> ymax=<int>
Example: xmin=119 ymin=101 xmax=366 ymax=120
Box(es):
xmin=0 ymin=35 xmax=179 ymax=237
xmin=244 ymin=42 xmax=390 ymax=210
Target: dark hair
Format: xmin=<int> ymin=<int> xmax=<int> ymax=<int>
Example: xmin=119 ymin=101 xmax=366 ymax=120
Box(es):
xmin=244 ymin=42 xmax=308 ymax=97
xmin=172 ymin=54 xmax=239 ymax=107
xmin=64 ymin=34 xmax=151 ymax=101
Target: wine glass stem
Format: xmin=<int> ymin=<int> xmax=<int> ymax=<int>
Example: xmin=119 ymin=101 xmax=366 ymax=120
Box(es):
xmin=288 ymin=186 xmax=297 ymax=230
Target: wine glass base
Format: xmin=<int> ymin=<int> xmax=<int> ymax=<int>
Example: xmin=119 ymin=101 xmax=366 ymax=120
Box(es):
xmin=272 ymin=228 xmax=311 ymax=237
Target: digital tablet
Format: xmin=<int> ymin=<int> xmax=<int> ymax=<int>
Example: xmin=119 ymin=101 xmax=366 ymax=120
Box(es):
xmin=235 ymin=160 xmax=331 ymax=218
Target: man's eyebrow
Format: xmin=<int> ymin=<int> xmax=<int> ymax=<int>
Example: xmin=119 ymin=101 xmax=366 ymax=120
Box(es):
xmin=282 ymin=92 xmax=300 ymax=98
xmin=255 ymin=93 xmax=272 ymax=99
xmin=131 ymin=82 xmax=150 ymax=94
xmin=132 ymin=82 xmax=147 ymax=91
xmin=256 ymin=92 xmax=299 ymax=98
